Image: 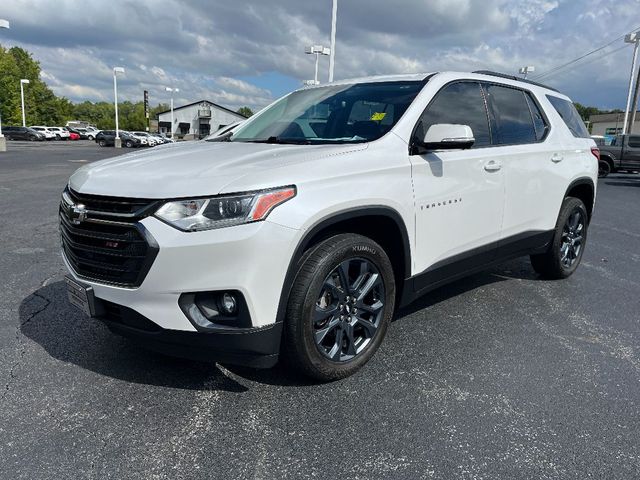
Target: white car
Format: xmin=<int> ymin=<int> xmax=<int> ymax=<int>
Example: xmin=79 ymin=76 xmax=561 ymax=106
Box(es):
xmin=30 ymin=126 xmax=56 ymax=140
xmin=131 ymin=131 xmax=158 ymax=147
xmin=47 ymin=126 xmax=71 ymax=140
xmin=125 ymin=131 xmax=149 ymax=146
xmin=60 ymin=71 xmax=598 ymax=380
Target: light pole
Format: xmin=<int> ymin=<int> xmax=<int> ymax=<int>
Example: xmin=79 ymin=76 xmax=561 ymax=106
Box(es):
xmin=519 ymin=66 xmax=535 ymax=79
xmin=0 ymin=19 xmax=9 ymax=152
xmin=328 ymin=0 xmax=338 ymax=82
xmin=165 ymin=87 xmax=179 ymax=138
xmin=305 ymin=45 xmax=331 ymax=85
xmin=113 ymin=67 xmax=125 ymax=148
xmin=20 ymin=79 xmax=30 ymax=127
xmin=623 ymin=32 xmax=640 ymax=135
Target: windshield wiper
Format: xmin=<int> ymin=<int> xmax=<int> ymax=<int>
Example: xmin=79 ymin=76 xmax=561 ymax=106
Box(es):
xmin=245 ymin=136 xmax=311 ymax=145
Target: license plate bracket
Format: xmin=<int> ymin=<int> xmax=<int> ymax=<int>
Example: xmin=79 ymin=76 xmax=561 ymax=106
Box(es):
xmin=65 ymin=276 xmax=97 ymax=317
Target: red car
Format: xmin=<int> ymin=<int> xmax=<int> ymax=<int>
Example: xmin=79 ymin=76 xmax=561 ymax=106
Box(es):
xmin=69 ymin=132 xmax=80 ymax=141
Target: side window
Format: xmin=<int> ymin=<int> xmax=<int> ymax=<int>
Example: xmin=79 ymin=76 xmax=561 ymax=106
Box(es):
xmin=628 ymin=136 xmax=640 ymax=148
xmin=546 ymin=95 xmax=590 ymax=138
xmin=525 ymin=93 xmax=548 ymax=141
xmin=415 ymin=82 xmax=490 ymax=148
xmin=484 ymin=84 xmax=536 ymax=145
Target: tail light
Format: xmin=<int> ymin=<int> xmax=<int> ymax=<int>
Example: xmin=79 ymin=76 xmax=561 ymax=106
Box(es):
xmin=591 ymin=147 xmax=600 ymax=161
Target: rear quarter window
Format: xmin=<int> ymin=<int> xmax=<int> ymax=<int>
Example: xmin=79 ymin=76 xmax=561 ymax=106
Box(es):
xmin=546 ymin=95 xmax=590 ymax=138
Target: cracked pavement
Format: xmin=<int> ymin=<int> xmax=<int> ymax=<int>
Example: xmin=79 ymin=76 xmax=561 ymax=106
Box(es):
xmin=1 ymin=142 xmax=640 ymax=479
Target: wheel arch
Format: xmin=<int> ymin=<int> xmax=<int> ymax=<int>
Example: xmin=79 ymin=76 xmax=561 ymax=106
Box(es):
xmin=565 ymin=177 xmax=595 ymax=221
xmin=599 ymin=153 xmax=615 ymax=170
xmin=275 ymin=206 xmax=412 ymax=324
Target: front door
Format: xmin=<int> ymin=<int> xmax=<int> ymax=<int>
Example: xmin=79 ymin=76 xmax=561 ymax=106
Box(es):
xmin=410 ymin=81 xmax=504 ymax=288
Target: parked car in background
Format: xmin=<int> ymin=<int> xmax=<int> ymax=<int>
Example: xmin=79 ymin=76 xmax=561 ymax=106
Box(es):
xmin=95 ymin=130 xmax=142 ymax=148
xmin=130 ymin=131 xmax=154 ymax=146
xmin=47 ymin=126 xmax=71 ymax=140
xmin=68 ymin=131 xmax=80 ymax=141
xmin=597 ymin=134 xmax=640 ymax=177
xmin=61 ymin=71 xmax=598 ymax=380
xmin=30 ymin=126 xmax=56 ymax=140
xmin=2 ymin=126 xmax=45 ymax=141
xmin=85 ymin=126 xmax=100 ymax=140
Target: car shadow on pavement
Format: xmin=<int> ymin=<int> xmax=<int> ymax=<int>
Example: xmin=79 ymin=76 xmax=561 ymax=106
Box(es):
xmin=604 ymin=178 xmax=640 ymax=188
xmin=19 ymin=280 xmax=255 ymax=392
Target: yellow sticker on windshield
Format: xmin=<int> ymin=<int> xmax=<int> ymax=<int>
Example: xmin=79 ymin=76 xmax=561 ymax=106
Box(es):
xmin=370 ymin=112 xmax=386 ymax=121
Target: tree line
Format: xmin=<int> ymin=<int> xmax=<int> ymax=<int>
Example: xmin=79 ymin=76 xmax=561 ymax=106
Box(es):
xmin=0 ymin=45 xmax=253 ymax=131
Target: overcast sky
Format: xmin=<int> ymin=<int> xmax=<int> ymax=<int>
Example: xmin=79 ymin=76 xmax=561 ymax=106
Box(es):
xmin=1 ymin=0 xmax=640 ymax=111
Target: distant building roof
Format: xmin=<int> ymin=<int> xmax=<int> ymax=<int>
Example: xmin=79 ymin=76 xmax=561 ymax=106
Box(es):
xmin=156 ymin=100 xmax=247 ymax=118
xmin=589 ymin=111 xmax=633 ymax=123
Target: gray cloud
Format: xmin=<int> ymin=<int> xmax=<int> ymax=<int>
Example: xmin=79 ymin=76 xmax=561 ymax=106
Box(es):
xmin=1 ymin=0 xmax=639 ymax=110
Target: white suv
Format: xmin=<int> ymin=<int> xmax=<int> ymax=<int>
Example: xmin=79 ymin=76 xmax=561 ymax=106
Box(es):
xmin=60 ymin=71 xmax=598 ymax=380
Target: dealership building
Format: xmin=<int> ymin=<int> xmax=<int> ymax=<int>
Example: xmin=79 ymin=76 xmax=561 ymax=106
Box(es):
xmin=157 ymin=100 xmax=247 ymax=139
xmin=589 ymin=111 xmax=640 ymax=137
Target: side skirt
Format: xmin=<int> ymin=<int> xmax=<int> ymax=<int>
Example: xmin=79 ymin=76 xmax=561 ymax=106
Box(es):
xmin=400 ymin=230 xmax=554 ymax=307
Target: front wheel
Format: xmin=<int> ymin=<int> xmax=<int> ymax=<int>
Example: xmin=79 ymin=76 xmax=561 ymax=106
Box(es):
xmin=284 ymin=234 xmax=396 ymax=381
xmin=98 ymin=139 xmax=106 ymax=147
xmin=531 ymin=197 xmax=589 ymax=279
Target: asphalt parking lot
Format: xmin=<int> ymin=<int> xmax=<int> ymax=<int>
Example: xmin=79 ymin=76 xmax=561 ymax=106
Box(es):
xmin=1 ymin=140 xmax=639 ymax=479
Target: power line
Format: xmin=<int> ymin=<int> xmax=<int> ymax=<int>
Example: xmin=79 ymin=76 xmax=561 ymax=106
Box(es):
xmin=535 ymin=44 xmax=630 ymax=82
xmin=532 ymin=25 xmax=640 ymax=81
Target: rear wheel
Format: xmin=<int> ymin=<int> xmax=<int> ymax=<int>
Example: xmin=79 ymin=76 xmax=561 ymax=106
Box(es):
xmin=284 ymin=234 xmax=396 ymax=381
xmin=87 ymin=135 xmax=94 ymax=141
xmin=98 ymin=139 xmax=106 ymax=147
xmin=531 ymin=197 xmax=588 ymax=279
xmin=598 ymin=160 xmax=611 ymax=178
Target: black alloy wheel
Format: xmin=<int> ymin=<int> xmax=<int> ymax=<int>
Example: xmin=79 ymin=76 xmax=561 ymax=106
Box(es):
xmin=284 ymin=233 xmax=396 ymax=381
xmin=313 ymin=258 xmax=385 ymax=362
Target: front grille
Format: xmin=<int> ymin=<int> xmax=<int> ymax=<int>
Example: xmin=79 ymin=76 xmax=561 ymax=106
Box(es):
xmin=60 ymin=188 xmax=160 ymax=287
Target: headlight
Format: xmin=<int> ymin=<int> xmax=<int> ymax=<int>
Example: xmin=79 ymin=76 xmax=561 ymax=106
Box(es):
xmin=155 ymin=186 xmax=296 ymax=232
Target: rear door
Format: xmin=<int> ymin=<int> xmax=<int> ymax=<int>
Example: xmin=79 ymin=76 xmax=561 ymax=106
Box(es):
xmin=483 ymin=83 xmax=562 ymax=250
xmin=621 ymin=135 xmax=640 ymax=169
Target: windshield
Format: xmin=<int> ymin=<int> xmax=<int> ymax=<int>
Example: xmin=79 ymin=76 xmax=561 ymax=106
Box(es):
xmin=230 ymin=81 xmax=424 ymax=144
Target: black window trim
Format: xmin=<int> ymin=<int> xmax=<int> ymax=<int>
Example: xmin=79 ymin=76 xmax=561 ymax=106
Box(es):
xmin=410 ymin=79 xmax=551 ymax=154
xmin=409 ymin=79 xmax=493 ymax=153
xmin=482 ymin=82 xmax=551 ymax=147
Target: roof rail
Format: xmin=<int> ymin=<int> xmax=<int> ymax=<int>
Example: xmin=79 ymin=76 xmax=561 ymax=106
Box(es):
xmin=472 ymin=70 xmax=559 ymax=92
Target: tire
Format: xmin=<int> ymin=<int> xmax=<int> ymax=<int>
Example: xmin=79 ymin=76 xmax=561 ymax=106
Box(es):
xmin=530 ymin=197 xmax=589 ymax=279
xmin=598 ymin=160 xmax=611 ymax=178
xmin=98 ymin=139 xmax=106 ymax=147
xmin=87 ymin=135 xmax=94 ymax=141
xmin=125 ymin=140 xmax=133 ymax=148
xmin=284 ymin=234 xmax=396 ymax=381
xmin=55 ymin=134 xmax=61 ymax=141
xmin=29 ymin=135 xmax=36 ymax=142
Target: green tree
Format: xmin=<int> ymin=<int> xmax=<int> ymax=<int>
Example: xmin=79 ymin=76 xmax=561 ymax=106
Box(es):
xmin=237 ymin=106 xmax=254 ymax=117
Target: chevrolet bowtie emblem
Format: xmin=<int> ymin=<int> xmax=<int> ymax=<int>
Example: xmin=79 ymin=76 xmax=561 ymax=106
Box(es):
xmin=69 ymin=203 xmax=88 ymax=225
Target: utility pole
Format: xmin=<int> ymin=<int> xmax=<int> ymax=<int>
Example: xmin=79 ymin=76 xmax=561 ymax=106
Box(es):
xmin=628 ymin=60 xmax=640 ymax=134
xmin=623 ymin=32 xmax=640 ymax=134
xmin=328 ymin=0 xmax=338 ymax=82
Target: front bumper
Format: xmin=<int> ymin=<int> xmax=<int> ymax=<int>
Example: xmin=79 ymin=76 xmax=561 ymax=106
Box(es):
xmin=95 ymin=297 xmax=282 ymax=367
xmin=63 ymin=217 xmax=299 ymax=331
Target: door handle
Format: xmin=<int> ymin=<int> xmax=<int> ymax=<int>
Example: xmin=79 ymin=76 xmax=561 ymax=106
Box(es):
xmin=551 ymin=154 xmax=564 ymax=163
xmin=484 ymin=160 xmax=502 ymax=172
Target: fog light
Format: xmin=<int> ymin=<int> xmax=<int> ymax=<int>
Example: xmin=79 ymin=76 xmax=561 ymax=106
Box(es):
xmin=222 ymin=292 xmax=237 ymax=315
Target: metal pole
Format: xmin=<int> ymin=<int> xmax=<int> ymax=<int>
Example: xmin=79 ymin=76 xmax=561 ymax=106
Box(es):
xmin=623 ymin=40 xmax=640 ymax=134
xmin=114 ymin=73 xmax=120 ymax=139
xmin=314 ymin=53 xmax=320 ymax=84
xmin=328 ymin=0 xmax=337 ymax=82
xmin=20 ymin=82 xmax=26 ymax=127
xmin=628 ymin=60 xmax=640 ymax=134
xmin=170 ymin=95 xmax=174 ymax=138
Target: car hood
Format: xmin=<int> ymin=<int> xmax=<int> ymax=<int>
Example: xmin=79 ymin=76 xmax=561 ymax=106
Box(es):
xmin=69 ymin=141 xmax=367 ymax=198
